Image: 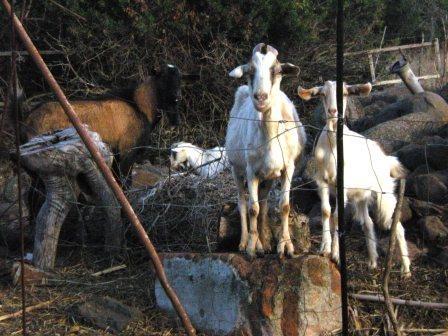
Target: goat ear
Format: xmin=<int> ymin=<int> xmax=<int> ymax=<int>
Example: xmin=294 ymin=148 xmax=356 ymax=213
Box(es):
xmin=280 ymin=63 xmax=300 ymax=77
xmin=229 ymin=64 xmax=248 ymax=78
xmin=347 ymin=83 xmax=372 ymax=96
xmin=297 ymin=86 xmax=322 ymax=101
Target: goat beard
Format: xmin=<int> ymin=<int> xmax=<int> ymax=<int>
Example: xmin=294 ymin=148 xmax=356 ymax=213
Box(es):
xmin=257 ymin=111 xmax=264 ymax=127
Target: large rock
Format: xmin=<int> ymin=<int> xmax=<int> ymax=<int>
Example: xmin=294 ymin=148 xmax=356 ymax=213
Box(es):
xmin=407 ymin=173 xmax=448 ymax=205
xmin=435 ymin=247 xmax=448 ymax=267
xmin=353 ymin=91 xmax=437 ymax=132
xmin=378 ymin=238 xmax=427 ymax=263
xmin=396 ymin=143 xmax=448 ymax=171
xmin=363 ymin=92 xmax=448 ymax=153
xmin=407 ymin=198 xmax=447 ymax=218
xmin=418 ymin=216 xmax=448 ymax=245
xmin=73 ymin=296 xmax=143 ymax=333
xmin=155 ymin=253 xmax=341 ymax=336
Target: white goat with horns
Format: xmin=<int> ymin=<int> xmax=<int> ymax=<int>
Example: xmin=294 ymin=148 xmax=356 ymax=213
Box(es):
xmin=298 ymin=80 xmax=411 ymax=277
xmin=226 ymin=43 xmax=306 ymax=259
xmin=169 ymin=142 xmax=229 ymax=178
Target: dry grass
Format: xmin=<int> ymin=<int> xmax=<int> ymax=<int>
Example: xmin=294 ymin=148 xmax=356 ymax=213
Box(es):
xmin=0 ymin=231 xmax=446 ymax=335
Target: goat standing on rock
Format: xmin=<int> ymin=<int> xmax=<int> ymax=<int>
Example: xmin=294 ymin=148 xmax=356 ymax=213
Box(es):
xmin=226 ymin=43 xmax=306 ymax=259
xmin=298 ymin=81 xmax=411 ymax=277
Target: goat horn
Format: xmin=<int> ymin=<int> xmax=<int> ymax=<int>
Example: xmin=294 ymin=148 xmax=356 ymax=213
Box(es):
xmin=266 ymin=45 xmax=278 ymax=57
xmin=253 ymin=43 xmax=266 ymax=55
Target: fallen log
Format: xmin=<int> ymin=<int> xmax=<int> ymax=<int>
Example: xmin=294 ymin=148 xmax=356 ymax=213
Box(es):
xmin=18 ymin=127 xmax=122 ymax=270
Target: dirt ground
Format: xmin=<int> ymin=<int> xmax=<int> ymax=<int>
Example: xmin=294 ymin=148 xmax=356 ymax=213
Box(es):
xmin=0 ymin=228 xmax=447 ymax=335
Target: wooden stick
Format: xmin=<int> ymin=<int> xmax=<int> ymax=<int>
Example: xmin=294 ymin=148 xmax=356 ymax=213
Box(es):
xmin=350 ymin=293 xmax=448 ymax=309
xmin=382 ymin=179 xmax=405 ymax=335
xmin=91 ymin=264 xmax=127 ymax=277
xmin=344 ymin=41 xmax=434 ymax=56
xmin=0 ymin=301 xmax=52 ymax=322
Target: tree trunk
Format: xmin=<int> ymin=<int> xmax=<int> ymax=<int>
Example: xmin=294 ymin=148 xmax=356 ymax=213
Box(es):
xmin=19 ymin=127 xmax=122 ymax=270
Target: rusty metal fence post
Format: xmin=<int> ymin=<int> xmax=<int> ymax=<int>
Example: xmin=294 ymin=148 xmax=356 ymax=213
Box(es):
xmin=336 ymin=0 xmax=349 ymax=334
xmin=0 ymin=1 xmax=196 ymax=334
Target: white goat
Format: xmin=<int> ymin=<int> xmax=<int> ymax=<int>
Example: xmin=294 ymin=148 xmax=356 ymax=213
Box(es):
xmin=226 ymin=43 xmax=306 ymax=259
xmin=170 ymin=142 xmax=229 ymax=178
xmin=298 ymin=81 xmax=411 ymax=277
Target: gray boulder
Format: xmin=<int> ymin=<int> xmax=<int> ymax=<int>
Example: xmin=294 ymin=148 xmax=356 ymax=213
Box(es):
xmin=396 ymin=142 xmax=448 ymax=172
xmin=155 ymin=253 xmax=342 ymax=336
xmin=407 ymin=173 xmax=448 ymax=205
xmin=353 ymin=91 xmax=436 ymax=132
xmin=363 ymin=92 xmax=448 ymax=153
xmin=418 ymin=216 xmax=448 ymax=245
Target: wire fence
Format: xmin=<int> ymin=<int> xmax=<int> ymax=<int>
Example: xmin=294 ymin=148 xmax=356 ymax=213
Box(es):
xmin=1 ymin=109 xmax=448 ymax=335
xmin=1 ymin=28 xmax=448 ymax=336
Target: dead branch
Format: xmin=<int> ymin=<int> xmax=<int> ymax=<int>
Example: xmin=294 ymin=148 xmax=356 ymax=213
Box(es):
xmin=0 ymin=300 xmax=52 ymax=322
xmin=91 ymin=264 xmax=127 ymax=277
xmin=382 ymin=179 xmax=406 ymax=335
xmin=350 ymin=293 xmax=448 ymax=309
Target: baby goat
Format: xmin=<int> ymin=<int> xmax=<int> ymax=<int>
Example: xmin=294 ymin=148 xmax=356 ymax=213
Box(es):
xmin=298 ymin=81 xmax=411 ymax=276
xmin=226 ymin=43 xmax=306 ymax=259
xmin=169 ymin=142 xmax=229 ymax=178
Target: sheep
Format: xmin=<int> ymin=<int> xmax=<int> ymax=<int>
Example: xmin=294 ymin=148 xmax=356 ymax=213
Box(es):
xmin=225 ymin=43 xmax=306 ymax=259
xmin=13 ymin=64 xmax=196 ymax=179
xmin=169 ymin=142 xmax=229 ymax=178
xmin=298 ymin=80 xmax=411 ymax=277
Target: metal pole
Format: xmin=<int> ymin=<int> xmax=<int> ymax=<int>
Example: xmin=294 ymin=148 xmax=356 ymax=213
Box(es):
xmin=9 ymin=0 xmax=26 ymax=334
xmin=0 ymin=2 xmax=196 ymax=335
xmin=336 ymin=0 xmax=349 ymax=334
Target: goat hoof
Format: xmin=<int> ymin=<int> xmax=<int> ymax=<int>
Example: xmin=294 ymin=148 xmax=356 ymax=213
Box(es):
xmin=367 ymin=260 xmax=377 ymax=270
xmin=239 ymin=242 xmax=247 ymax=252
xmin=401 ymin=271 xmax=411 ymax=279
xmin=277 ymin=252 xmax=285 ymax=262
xmin=331 ymin=252 xmax=340 ymax=265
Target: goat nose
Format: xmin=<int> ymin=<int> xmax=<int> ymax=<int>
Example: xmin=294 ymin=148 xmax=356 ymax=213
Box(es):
xmin=328 ymin=108 xmax=337 ymax=115
xmin=254 ymin=92 xmax=268 ymax=102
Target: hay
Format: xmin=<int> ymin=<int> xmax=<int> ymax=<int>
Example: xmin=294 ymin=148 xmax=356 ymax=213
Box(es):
xmin=129 ymin=171 xmax=238 ymax=253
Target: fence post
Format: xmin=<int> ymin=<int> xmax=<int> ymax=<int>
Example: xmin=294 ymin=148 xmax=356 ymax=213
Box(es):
xmin=336 ymin=0 xmax=349 ymax=334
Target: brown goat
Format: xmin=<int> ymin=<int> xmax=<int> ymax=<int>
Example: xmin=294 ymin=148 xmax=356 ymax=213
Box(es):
xmin=17 ymin=64 xmax=191 ymax=180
